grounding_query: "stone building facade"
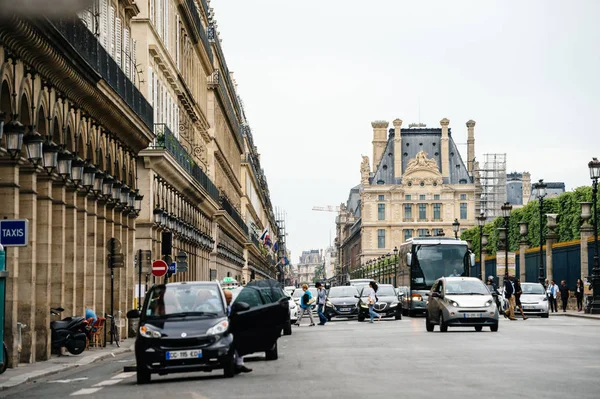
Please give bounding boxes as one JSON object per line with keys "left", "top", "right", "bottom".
{"left": 0, "top": 0, "right": 278, "bottom": 368}
{"left": 295, "top": 250, "right": 323, "bottom": 284}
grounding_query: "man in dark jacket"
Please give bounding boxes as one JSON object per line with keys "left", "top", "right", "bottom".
{"left": 503, "top": 275, "right": 517, "bottom": 320}
{"left": 559, "top": 280, "right": 570, "bottom": 313}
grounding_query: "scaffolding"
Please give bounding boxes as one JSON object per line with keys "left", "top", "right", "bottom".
{"left": 477, "top": 154, "right": 507, "bottom": 219}
{"left": 275, "top": 208, "right": 288, "bottom": 284}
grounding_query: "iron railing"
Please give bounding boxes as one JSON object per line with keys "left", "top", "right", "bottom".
{"left": 185, "top": 0, "right": 213, "bottom": 63}
{"left": 152, "top": 124, "right": 220, "bottom": 202}
{"left": 220, "top": 195, "right": 248, "bottom": 235}
{"left": 51, "top": 18, "right": 153, "bottom": 130}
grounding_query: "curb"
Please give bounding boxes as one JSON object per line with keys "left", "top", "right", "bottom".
{"left": 551, "top": 312, "right": 600, "bottom": 320}
{"left": 0, "top": 346, "right": 133, "bottom": 391}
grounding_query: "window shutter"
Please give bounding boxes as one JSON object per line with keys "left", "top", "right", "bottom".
{"left": 124, "top": 28, "right": 130, "bottom": 77}
{"left": 100, "top": 0, "right": 108, "bottom": 48}
{"left": 150, "top": 0, "right": 155, "bottom": 24}
{"left": 156, "top": 0, "right": 162, "bottom": 39}
{"left": 148, "top": 66, "right": 154, "bottom": 103}
{"left": 164, "top": 0, "right": 169, "bottom": 48}
{"left": 176, "top": 17, "right": 180, "bottom": 70}
{"left": 115, "top": 18, "right": 122, "bottom": 67}
{"left": 109, "top": 6, "right": 115, "bottom": 58}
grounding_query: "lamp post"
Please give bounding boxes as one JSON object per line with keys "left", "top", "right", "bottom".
{"left": 393, "top": 246, "right": 398, "bottom": 287}
{"left": 501, "top": 202, "right": 513, "bottom": 277}
{"left": 452, "top": 218, "right": 460, "bottom": 239}
{"left": 477, "top": 212, "right": 486, "bottom": 280}
{"left": 533, "top": 179, "right": 547, "bottom": 285}
{"left": 588, "top": 158, "right": 600, "bottom": 313}
{"left": 481, "top": 233, "right": 489, "bottom": 280}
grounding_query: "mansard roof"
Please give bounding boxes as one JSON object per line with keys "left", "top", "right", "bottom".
{"left": 370, "top": 128, "right": 472, "bottom": 186}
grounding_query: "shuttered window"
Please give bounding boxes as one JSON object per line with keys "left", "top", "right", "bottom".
{"left": 124, "top": 28, "right": 130, "bottom": 77}
{"left": 150, "top": 0, "right": 155, "bottom": 24}
{"left": 109, "top": 6, "right": 115, "bottom": 57}
{"left": 100, "top": 0, "right": 108, "bottom": 49}
{"left": 115, "top": 17, "right": 122, "bottom": 66}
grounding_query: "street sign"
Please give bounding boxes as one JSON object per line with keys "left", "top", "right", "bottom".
{"left": 138, "top": 249, "right": 152, "bottom": 273}
{"left": 107, "top": 238, "right": 122, "bottom": 254}
{"left": 168, "top": 262, "right": 177, "bottom": 274}
{"left": 0, "top": 219, "right": 29, "bottom": 247}
{"left": 152, "top": 260, "right": 168, "bottom": 277}
{"left": 108, "top": 253, "right": 125, "bottom": 268}
{"left": 177, "top": 262, "right": 188, "bottom": 273}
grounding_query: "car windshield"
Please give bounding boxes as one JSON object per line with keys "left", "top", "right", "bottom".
{"left": 445, "top": 280, "right": 489, "bottom": 295}
{"left": 328, "top": 287, "right": 358, "bottom": 298}
{"left": 521, "top": 284, "right": 545, "bottom": 295}
{"left": 376, "top": 286, "right": 396, "bottom": 296}
{"left": 413, "top": 244, "right": 468, "bottom": 289}
{"left": 144, "top": 284, "right": 225, "bottom": 319}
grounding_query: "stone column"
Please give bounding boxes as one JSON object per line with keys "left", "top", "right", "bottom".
{"left": 371, "top": 121, "right": 389, "bottom": 171}
{"left": 519, "top": 222, "right": 529, "bottom": 282}
{"left": 95, "top": 200, "right": 107, "bottom": 315}
{"left": 546, "top": 214, "right": 559, "bottom": 281}
{"left": 85, "top": 199, "right": 97, "bottom": 310}
{"left": 35, "top": 176, "right": 53, "bottom": 361}
{"left": 104, "top": 205, "right": 115, "bottom": 319}
{"left": 440, "top": 118, "right": 450, "bottom": 179}
{"left": 64, "top": 188, "right": 78, "bottom": 318}
{"left": 481, "top": 233, "right": 489, "bottom": 279}
{"left": 0, "top": 162, "right": 20, "bottom": 367}
{"left": 466, "top": 120, "right": 476, "bottom": 173}
{"left": 580, "top": 202, "right": 593, "bottom": 280}
{"left": 16, "top": 169, "right": 36, "bottom": 363}
{"left": 393, "top": 119, "right": 403, "bottom": 179}
{"left": 51, "top": 183, "right": 66, "bottom": 317}
{"left": 74, "top": 193, "right": 88, "bottom": 317}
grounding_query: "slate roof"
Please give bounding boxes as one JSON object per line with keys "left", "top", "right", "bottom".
{"left": 370, "top": 128, "right": 472, "bottom": 185}
{"left": 346, "top": 184, "right": 361, "bottom": 218}
{"left": 507, "top": 180, "right": 523, "bottom": 205}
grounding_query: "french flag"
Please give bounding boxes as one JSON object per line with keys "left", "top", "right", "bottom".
{"left": 259, "top": 228, "right": 268, "bottom": 242}
{"left": 273, "top": 241, "right": 279, "bottom": 253}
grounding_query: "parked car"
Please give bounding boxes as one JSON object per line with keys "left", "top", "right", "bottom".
{"left": 516, "top": 282, "right": 549, "bottom": 318}
{"left": 128, "top": 280, "right": 288, "bottom": 384}
{"left": 284, "top": 286, "right": 296, "bottom": 295}
{"left": 292, "top": 287, "right": 318, "bottom": 314}
{"left": 426, "top": 277, "right": 499, "bottom": 332}
{"left": 324, "top": 286, "right": 360, "bottom": 320}
{"left": 285, "top": 291, "right": 298, "bottom": 327}
{"left": 357, "top": 284, "right": 402, "bottom": 321}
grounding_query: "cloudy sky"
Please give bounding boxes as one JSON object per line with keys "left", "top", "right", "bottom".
{"left": 213, "top": 0, "right": 600, "bottom": 264}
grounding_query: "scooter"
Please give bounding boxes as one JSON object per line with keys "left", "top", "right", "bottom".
{"left": 50, "top": 307, "right": 88, "bottom": 355}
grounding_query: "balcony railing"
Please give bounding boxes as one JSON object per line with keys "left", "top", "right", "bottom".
{"left": 51, "top": 18, "right": 153, "bottom": 130}
{"left": 220, "top": 195, "right": 249, "bottom": 235}
{"left": 185, "top": 0, "right": 213, "bottom": 63}
{"left": 152, "top": 123, "right": 220, "bottom": 202}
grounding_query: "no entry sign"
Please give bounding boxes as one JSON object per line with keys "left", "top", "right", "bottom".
{"left": 152, "top": 260, "right": 168, "bottom": 277}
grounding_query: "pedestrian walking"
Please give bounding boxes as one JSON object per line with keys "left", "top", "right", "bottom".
{"left": 315, "top": 282, "right": 328, "bottom": 326}
{"left": 546, "top": 280, "right": 559, "bottom": 313}
{"left": 367, "top": 281, "right": 382, "bottom": 323}
{"left": 503, "top": 275, "right": 517, "bottom": 320}
{"left": 295, "top": 284, "right": 316, "bottom": 327}
{"left": 559, "top": 280, "right": 570, "bottom": 313}
{"left": 575, "top": 279, "right": 584, "bottom": 312}
{"left": 514, "top": 279, "right": 528, "bottom": 320}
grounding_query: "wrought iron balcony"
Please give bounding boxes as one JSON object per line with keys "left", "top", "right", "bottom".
{"left": 152, "top": 123, "right": 220, "bottom": 202}
{"left": 184, "top": 0, "right": 213, "bottom": 63}
{"left": 51, "top": 18, "right": 153, "bottom": 130}
{"left": 220, "top": 194, "right": 249, "bottom": 235}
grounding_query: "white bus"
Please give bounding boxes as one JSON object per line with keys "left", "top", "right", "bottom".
{"left": 397, "top": 237, "right": 475, "bottom": 316}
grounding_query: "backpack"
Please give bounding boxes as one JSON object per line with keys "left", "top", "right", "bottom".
{"left": 302, "top": 293, "right": 310, "bottom": 306}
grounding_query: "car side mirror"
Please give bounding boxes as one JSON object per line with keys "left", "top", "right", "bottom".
{"left": 354, "top": 295, "right": 360, "bottom": 299}
{"left": 230, "top": 302, "right": 250, "bottom": 315}
{"left": 470, "top": 253, "right": 476, "bottom": 267}
{"left": 126, "top": 309, "right": 141, "bottom": 319}
{"left": 431, "top": 292, "right": 441, "bottom": 298}
{"left": 406, "top": 253, "right": 412, "bottom": 266}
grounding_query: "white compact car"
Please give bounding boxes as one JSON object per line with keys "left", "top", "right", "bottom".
{"left": 517, "top": 282, "right": 549, "bottom": 318}
{"left": 286, "top": 292, "right": 298, "bottom": 323}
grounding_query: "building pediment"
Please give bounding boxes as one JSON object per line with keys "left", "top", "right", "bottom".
{"left": 402, "top": 151, "right": 443, "bottom": 184}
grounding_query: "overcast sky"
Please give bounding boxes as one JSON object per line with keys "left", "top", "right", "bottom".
{"left": 213, "top": 0, "right": 600, "bottom": 264}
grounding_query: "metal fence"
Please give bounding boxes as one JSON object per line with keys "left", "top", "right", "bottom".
{"left": 220, "top": 195, "right": 249, "bottom": 235}
{"left": 185, "top": 0, "right": 213, "bottom": 63}
{"left": 51, "top": 18, "right": 153, "bottom": 130}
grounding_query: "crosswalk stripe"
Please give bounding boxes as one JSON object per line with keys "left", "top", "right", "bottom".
{"left": 111, "top": 372, "right": 136, "bottom": 379}
{"left": 71, "top": 388, "right": 103, "bottom": 396}
{"left": 93, "top": 379, "right": 122, "bottom": 387}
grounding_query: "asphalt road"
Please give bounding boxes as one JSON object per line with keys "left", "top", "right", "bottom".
{"left": 2, "top": 315, "right": 599, "bottom": 399}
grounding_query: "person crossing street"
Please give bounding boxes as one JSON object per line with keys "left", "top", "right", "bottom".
{"left": 315, "top": 282, "right": 328, "bottom": 326}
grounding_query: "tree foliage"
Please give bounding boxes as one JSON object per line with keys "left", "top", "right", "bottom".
{"left": 461, "top": 186, "right": 597, "bottom": 256}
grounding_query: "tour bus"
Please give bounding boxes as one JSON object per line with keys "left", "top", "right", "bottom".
{"left": 397, "top": 237, "right": 475, "bottom": 316}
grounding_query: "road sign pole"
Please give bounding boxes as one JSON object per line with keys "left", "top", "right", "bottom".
{"left": 109, "top": 238, "right": 115, "bottom": 345}
{"left": 138, "top": 249, "right": 142, "bottom": 311}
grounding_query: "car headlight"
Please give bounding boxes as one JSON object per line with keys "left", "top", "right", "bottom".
{"left": 390, "top": 301, "right": 399, "bottom": 308}
{"left": 206, "top": 320, "right": 229, "bottom": 336}
{"left": 360, "top": 302, "right": 369, "bottom": 308}
{"left": 543, "top": 297, "right": 548, "bottom": 301}
{"left": 412, "top": 294, "right": 423, "bottom": 302}
{"left": 326, "top": 300, "right": 333, "bottom": 308}
{"left": 139, "top": 325, "right": 162, "bottom": 338}
{"left": 484, "top": 299, "right": 493, "bottom": 307}
{"left": 449, "top": 300, "right": 460, "bottom": 307}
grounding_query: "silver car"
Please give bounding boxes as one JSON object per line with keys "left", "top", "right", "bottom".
{"left": 426, "top": 277, "right": 499, "bottom": 332}
{"left": 517, "top": 283, "right": 549, "bottom": 318}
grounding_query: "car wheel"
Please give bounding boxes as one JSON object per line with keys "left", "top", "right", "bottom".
{"left": 223, "top": 351, "right": 236, "bottom": 378}
{"left": 490, "top": 323, "right": 499, "bottom": 332}
{"left": 265, "top": 342, "right": 278, "bottom": 361}
{"left": 425, "top": 313, "right": 434, "bottom": 332}
{"left": 541, "top": 313, "right": 549, "bottom": 319}
{"left": 402, "top": 308, "right": 409, "bottom": 317}
{"left": 395, "top": 312, "right": 402, "bottom": 320}
{"left": 439, "top": 314, "right": 448, "bottom": 332}
{"left": 137, "top": 367, "right": 151, "bottom": 385}
{"left": 358, "top": 314, "right": 365, "bottom": 322}
{"left": 474, "top": 326, "right": 483, "bottom": 332}
{"left": 283, "top": 321, "right": 292, "bottom": 336}
{"left": 327, "top": 316, "right": 332, "bottom": 322}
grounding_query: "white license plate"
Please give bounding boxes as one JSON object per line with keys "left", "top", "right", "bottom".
{"left": 522, "top": 306, "right": 533, "bottom": 310}
{"left": 339, "top": 308, "right": 352, "bottom": 312}
{"left": 166, "top": 350, "right": 202, "bottom": 360}
{"left": 463, "top": 313, "right": 482, "bottom": 318}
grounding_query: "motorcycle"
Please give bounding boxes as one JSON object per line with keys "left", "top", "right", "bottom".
{"left": 50, "top": 307, "right": 88, "bottom": 355}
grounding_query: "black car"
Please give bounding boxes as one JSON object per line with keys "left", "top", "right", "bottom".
{"left": 357, "top": 284, "right": 402, "bottom": 321}
{"left": 127, "top": 281, "right": 288, "bottom": 384}
{"left": 324, "top": 286, "right": 360, "bottom": 320}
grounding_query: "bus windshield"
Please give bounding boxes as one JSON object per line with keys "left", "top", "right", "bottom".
{"left": 412, "top": 244, "right": 468, "bottom": 290}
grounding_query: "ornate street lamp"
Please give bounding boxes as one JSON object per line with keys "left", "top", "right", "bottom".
{"left": 112, "top": 181, "right": 122, "bottom": 205}
{"left": 501, "top": 202, "right": 512, "bottom": 277}
{"left": 452, "top": 218, "right": 460, "bottom": 239}
{"left": 23, "top": 130, "right": 44, "bottom": 165}
{"left": 4, "top": 118, "right": 25, "bottom": 158}
{"left": 71, "top": 157, "right": 85, "bottom": 185}
{"left": 477, "top": 212, "right": 486, "bottom": 280}
{"left": 120, "top": 184, "right": 130, "bottom": 208}
{"left": 102, "top": 174, "right": 114, "bottom": 199}
{"left": 533, "top": 179, "right": 547, "bottom": 285}
{"left": 57, "top": 149, "right": 73, "bottom": 181}
{"left": 393, "top": 246, "right": 398, "bottom": 287}
{"left": 588, "top": 158, "right": 600, "bottom": 314}
{"left": 42, "top": 139, "right": 59, "bottom": 174}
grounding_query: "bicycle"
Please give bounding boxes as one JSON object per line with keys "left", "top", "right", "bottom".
{"left": 106, "top": 311, "right": 123, "bottom": 348}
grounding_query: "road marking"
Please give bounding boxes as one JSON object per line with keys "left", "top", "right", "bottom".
{"left": 93, "top": 379, "right": 122, "bottom": 387}
{"left": 48, "top": 377, "right": 89, "bottom": 384}
{"left": 111, "top": 372, "right": 136, "bottom": 379}
{"left": 71, "top": 388, "right": 102, "bottom": 396}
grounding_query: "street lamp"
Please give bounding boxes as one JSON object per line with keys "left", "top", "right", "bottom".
{"left": 477, "top": 212, "right": 486, "bottom": 280}
{"left": 393, "top": 246, "right": 398, "bottom": 287}
{"left": 452, "top": 218, "right": 460, "bottom": 239}
{"left": 534, "top": 179, "right": 547, "bottom": 285}
{"left": 588, "top": 157, "right": 600, "bottom": 313}
{"left": 501, "top": 202, "right": 513, "bottom": 277}
{"left": 4, "top": 118, "right": 25, "bottom": 158}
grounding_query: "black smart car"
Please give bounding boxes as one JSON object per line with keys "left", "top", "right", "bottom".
{"left": 127, "top": 280, "right": 288, "bottom": 384}
{"left": 324, "top": 286, "right": 360, "bottom": 320}
{"left": 357, "top": 284, "right": 402, "bottom": 321}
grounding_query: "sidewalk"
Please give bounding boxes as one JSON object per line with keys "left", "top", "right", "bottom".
{"left": 0, "top": 340, "right": 134, "bottom": 390}
{"left": 550, "top": 309, "right": 600, "bottom": 320}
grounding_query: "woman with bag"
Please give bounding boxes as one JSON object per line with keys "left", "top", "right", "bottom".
{"left": 367, "top": 281, "right": 382, "bottom": 323}
{"left": 295, "top": 284, "right": 316, "bottom": 327}
{"left": 575, "top": 279, "right": 584, "bottom": 312}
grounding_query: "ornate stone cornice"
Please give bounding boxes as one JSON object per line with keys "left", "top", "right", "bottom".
{"left": 371, "top": 120, "right": 389, "bottom": 129}
{"left": 466, "top": 120, "right": 476, "bottom": 128}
